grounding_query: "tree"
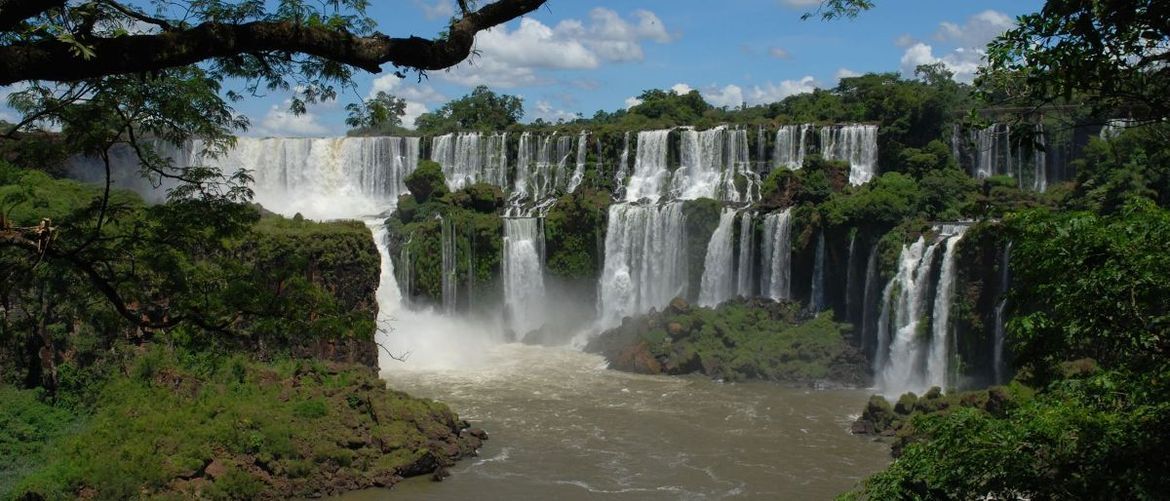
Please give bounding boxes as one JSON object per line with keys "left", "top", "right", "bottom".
{"left": 414, "top": 85, "right": 524, "bottom": 134}
{"left": 345, "top": 91, "right": 407, "bottom": 132}
{"left": 984, "top": 0, "right": 1170, "bottom": 124}
{"left": 0, "top": 0, "right": 546, "bottom": 86}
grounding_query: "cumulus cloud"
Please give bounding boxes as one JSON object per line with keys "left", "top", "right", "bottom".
{"left": 769, "top": 47, "right": 792, "bottom": 59}
{"left": 530, "top": 100, "right": 578, "bottom": 122}
{"left": 679, "top": 77, "right": 818, "bottom": 108}
{"left": 702, "top": 84, "right": 745, "bottom": 108}
{"left": 895, "top": 33, "right": 917, "bottom": 48}
{"left": 900, "top": 10, "right": 1015, "bottom": 82}
{"left": 745, "top": 77, "right": 818, "bottom": 104}
{"left": 413, "top": 0, "right": 454, "bottom": 21}
{"left": 367, "top": 75, "right": 448, "bottom": 128}
{"left": 256, "top": 104, "right": 330, "bottom": 137}
{"left": 836, "top": 68, "right": 862, "bottom": 81}
{"left": 439, "top": 8, "right": 675, "bottom": 88}
{"left": 624, "top": 96, "right": 644, "bottom": 109}
{"left": 671, "top": 83, "right": 694, "bottom": 95}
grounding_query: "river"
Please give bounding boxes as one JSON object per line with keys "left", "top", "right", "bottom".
{"left": 341, "top": 342, "right": 889, "bottom": 500}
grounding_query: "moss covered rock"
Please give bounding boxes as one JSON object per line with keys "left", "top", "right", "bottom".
{"left": 586, "top": 297, "right": 867, "bottom": 385}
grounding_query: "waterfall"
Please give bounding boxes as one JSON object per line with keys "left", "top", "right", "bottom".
{"left": 398, "top": 232, "right": 415, "bottom": 309}
{"left": 993, "top": 241, "right": 1012, "bottom": 384}
{"left": 440, "top": 215, "right": 459, "bottom": 314}
{"left": 513, "top": 132, "right": 561, "bottom": 202}
{"left": 1033, "top": 124, "right": 1048, "bottom": 192}
{"left": 675, "top": 127, "right": 725, "bottom": 200}
{"left": 760, "top": 208, "right": 793, "bottom": 301}
{"left": 613, "top": 132, "right": 631, "bottom": 199}
{"left": 430, "top": 132, "right": 508, "bottom": 190}
{"left": 926, "top": 229, "right": 966, "bottom": 390}
{"left": 860, "top": 241, "right": 880, "bottom": 357}
{"left": 973, "top": 124, "right": 998, "bottom": 179}
{"left": 553, "top": 135, "right": 574, "bottom": 192}
{"left": 736, "top": 211, "right": 756, "bottom": 298}
{"left": 810, "top": 231, "right": 827, "bottom": 313}
{"left": 672, "top": 126, "right": 756, "bottom": 202}
{"left": 624, "top": 130, "right": 672, "bottom": 202}
{"left": 820, "top": 125, "right": 879, "bottom": 185}
{"left": 503, "top": 217, "right": 547, "bottom": 336}
{"left": 566, "top": 131, "right": 588, "bottom": 193}
{"left": 93, "top": 136, "right": 422, "bottom": 219}
{"left": 875, "top": 237, "right": 939, "bottom": 397}
{"left": 774, "top": 124, "right": 808, "bottom": 169}
{"left": 876, "top": 227, "right": 968, "bottom": 397}
{"left": 845, "top": 233, "right": 857, "bottom": 321}
{"left": 597, "top": 203, "right": 687, "bottom": 328}
{"left": 698, "top": 208, "right": 739, "bottom": 307}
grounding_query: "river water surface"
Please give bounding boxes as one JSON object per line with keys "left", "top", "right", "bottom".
{"left": 343, "top": 343, "right": 889, "bottom": 500}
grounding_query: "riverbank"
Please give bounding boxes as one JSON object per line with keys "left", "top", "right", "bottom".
{"left": 3, "top": 350, "right": 484, "bottom": 499}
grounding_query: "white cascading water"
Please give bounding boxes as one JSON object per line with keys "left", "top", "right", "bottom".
{"left": 973, "top": 124, "right": 999, "bottom": 179}
{"left": 1033, "top": 124, "right": 1048, "bottom": 192}
{"left": 860, "top": 241, "right": 880, "bottom": 355}
{"left": 624, "top": 130, "right": 672, "bottom": 203}
{"left": 502, "top": 217, "right": 547, "bottom": 336}
{"left": 430, "top": 132, "right": 507, "bottom": 190}
{"left": 844, "top": 234, "right": 857, "bottom": 321}
{"left": 993, "top": 241, "right": 1012, "bottom": 384}
{"left": 612, "top": 132, "right": 631, "bottom": 200}
{"left": 596, "top": 203, "right": 687, "bottom": 329}
{"left": 925, "top": 228, "right": 966, "bottom": 390}
{"left": 566, "top": 131, "right": 588, "bottom": 193}
{"left": 874, "top": 237, "right": 938, "bottom": 397}
{"left": 237, "top": 136, "right": 419, "bottom": 219}
{"left": 671, "top": 126, "right": 756, "bottom": 202}
{"left": 552, "top": 135, "right": 574, "bottom": 192}
{"left": 736, "top": 211, "right": 756, "bottom": 298}
{"left": 513, "top": 132, "right": 560, "bottom": 203}
{"left": 820, "top": 125, "right": 878, "bottom": 185}
{"left": 810, "top": 231, "right": 827, "bottom": 313}
{"left": 875, "top": 227, "right": 967, "bottom": 397}
{"left": 774, "top": 124, "right": 809, "bottom": 170}
{"left": 440, "top": 214, "right": 459, "bottom": 314}
{"left": 698, "top": 208, "right": 739, "bottom": 307}
{"left": 760, "top": 208, "right": 793, "bottom": 301}
{"left": 674, "top": 127, "right": 725, "bottom": 200}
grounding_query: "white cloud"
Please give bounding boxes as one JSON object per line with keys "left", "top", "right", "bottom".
{"left": 439, "top": 8, "right": 675, "bottom": 89}
{"left": 530, "top": 100, "right": 578, "bottom": 122}
{"left": 413, "top": 0, "right": 455, "bottom": 21}
{"left": 901, "top": 10, "right": 1015, "bottom": 83}
{"left": 835, "top": 68, "right": 861, "bottom": 81}
{"left": 933, "top": 10, "right": 1014, "bottom": 47}
{"left": 895, "top": 33, "right": 917, "bottom": 48}
{"left": 776, "top": 0, "right": 822, "bottom": 8}
{"left": 624, "top": 96, "right": 643, "bottom": 109}
{"left": 746, "top": 77, "right": 818, "bottom": 104}
{"left": 702, "top": 84, "right": 745, "bottom": 108}
{"left": 769, "top": 47, "right": 792, "bottom": 59}
{"left": 671, "top": 83, "right": 694, "bottom": 95}
{"left": 256, "top": 104, "right": 330, "bottom": 137}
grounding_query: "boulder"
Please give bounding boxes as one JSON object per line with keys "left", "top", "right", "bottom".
{"left": 668, "top": 297, "right": 690, "bottom": 314}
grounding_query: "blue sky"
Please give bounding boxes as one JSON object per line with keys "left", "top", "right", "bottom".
{"left": 0, "top": 0, "right": 1046, "bottom": 136}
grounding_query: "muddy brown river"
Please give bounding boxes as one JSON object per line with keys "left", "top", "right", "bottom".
{"left": 342, "top": 343, "right": 889, "bottom": 500}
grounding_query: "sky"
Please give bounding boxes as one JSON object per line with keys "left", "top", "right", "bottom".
{"left": 0, "top": 0, "right": 1046, "bottom": 137}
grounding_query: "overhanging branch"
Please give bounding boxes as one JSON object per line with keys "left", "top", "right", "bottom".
{"left": 0, "top": 0, "right": 547, "bottom": 85}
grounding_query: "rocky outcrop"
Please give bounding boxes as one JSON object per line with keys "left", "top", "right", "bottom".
{"left": 586, "top": 297, "right": 868, "bottom": 385}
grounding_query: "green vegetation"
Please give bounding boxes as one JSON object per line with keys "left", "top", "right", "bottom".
{"left": 587, "top": 298, "right": 866, "bottom": 385}
{"left": 544, "top": 187, "right": 611, "bottom": 280}
{"left": 388, "top": 167, "right": 505, "bottom": 309}
{"left": 6, "top": 349, "right": 483, "bottom": 499}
